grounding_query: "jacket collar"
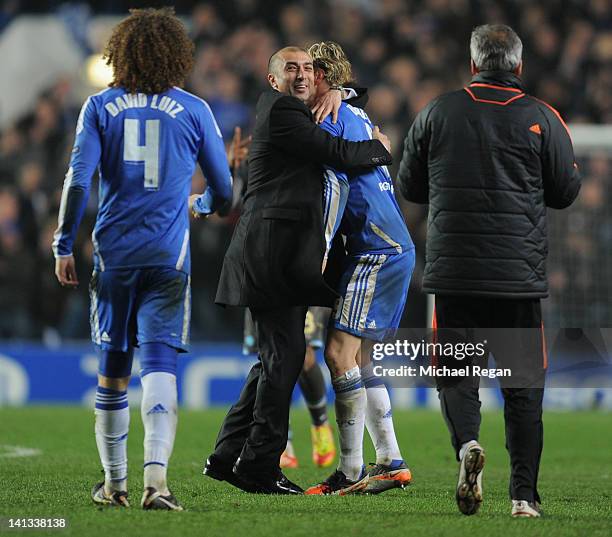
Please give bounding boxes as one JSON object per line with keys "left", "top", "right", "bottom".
{"left": 470, "top": 70, "right": 524, "bottom": 91}
{"left": 345, "top": 87, "right": 369, "bottom": 109}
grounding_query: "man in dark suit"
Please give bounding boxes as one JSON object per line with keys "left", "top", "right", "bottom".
{"left": 204, "top": 46, "right": 392, "bottom": 494}
{"left": 398, "top": 25, "right": 580, "bottom": 517}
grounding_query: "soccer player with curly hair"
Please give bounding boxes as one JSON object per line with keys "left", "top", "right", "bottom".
{"left": 53, "top": 8, "right": 233, "bottom": 510}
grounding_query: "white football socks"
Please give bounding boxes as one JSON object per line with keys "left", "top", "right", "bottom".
{"left": 361, "top": 363, "right": 403, "bottom": 465}
{"left": 141, "top": 372, "right": 178, "bottom": 495}
{"left": 333, "top": 366, "right": 366, "bottom": 481}
{"left": 94, "top": 386, "right": 130, "bottom": 493}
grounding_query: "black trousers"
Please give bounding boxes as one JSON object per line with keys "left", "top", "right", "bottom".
{"left": 212, "top": 305, "right": 307, "bottom": 476}
{"left": 434, "top": 295, "right": 546, "bottom": 503}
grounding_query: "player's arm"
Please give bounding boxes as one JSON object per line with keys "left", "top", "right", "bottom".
{"left": 397, "top": 102, "right": 432, "bottom": 204}
{"left": 311, "top": 88, "right": 342, "bottom": 124}
{"left": 538, "top": 101, "right": 581, "bottom": 209}
{"left": 269, "top": 96, "right": 392, "bottom": 172}
{"left": 53, "top": 97, "right": 101, "bottom": 287}
{"left": 191, "top": 102, "right": 233, "bottom": 218}
{"left": 311, "top": 87, "right": 365, "bottom": 124}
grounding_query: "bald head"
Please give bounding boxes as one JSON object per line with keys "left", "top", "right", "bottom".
{"left": 267, "top": 46, "right": 314, "bottom": 103}
{"left": 268, "top": 46, "right": 309, "bottom": 77}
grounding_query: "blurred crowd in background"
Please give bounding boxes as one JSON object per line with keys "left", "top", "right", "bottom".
{"left": 0, "top": 0, "right": 610, "bottom": 344}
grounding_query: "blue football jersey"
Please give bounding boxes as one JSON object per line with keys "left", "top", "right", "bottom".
{"left": 53, "top": 86, "right": 233, "bottom": 274}
{"left": 320, "top": 102, "right": 413, "bottom": 255}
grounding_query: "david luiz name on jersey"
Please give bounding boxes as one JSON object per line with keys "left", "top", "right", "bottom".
{"left": 373, "top": 365, "right": 512, "bottom": 378}
{"left": 104, "top": 92, "right": 185, "bottom": 119}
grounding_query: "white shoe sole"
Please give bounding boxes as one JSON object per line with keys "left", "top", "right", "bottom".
{"left": 456, "top": 446, "right": 485, "bottom": 515}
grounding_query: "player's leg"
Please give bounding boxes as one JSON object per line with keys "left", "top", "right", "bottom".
{"left": 306, "top": 255, "right": 385, "bottom": 495}
{"left": 359, "top": 341, "right": 411, "bottom": 493}
{"left": 89, "top": 269, "right": 137, "bottom": 507}
{"left": 357, "top": 251, "right": 414, "bottom": 493}
{"left": 93, "top": 364, "right": 132, "bottom": 506}
{"left": 301, "top": 345, "right": 329, "bottom": 428}
{"left": 360, "top": 341, "right": 402, "bottom": 464}
{"left": 301, "top": 307, "right": 336, "bottom": 467}
{"left": 136, "top": 267, "right": 190, "bottom": 510}
{"left": 305, "top": 328, "right": 366, "bottom": 495}
{"left": 326, "top": 329, "right": 365, "bottom": 483}
{"left": 139, "top": 342, "right": 181, "bottom": 509}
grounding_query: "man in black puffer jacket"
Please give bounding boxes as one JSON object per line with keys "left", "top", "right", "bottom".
{"left": 399, "top": 24, "right": 580, "bottom": 518}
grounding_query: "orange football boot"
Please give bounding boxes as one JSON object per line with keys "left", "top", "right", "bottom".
{"left": 363, "top": 461, "right": 412, "bottom": 494}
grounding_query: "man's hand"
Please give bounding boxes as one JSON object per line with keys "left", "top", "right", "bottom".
{"left": 311, "top": 88, "right": 342, "bottom": 124}
{"left": 189, "top": 193, "right": 207, "bottom": 219}
{"left": 55, "top": 255, "right": 79, "bottom": 288}
{"left": 372, "top": 125, "right": 391, "bottom": 154}
{"left": 227, "top": 126, "right": 251, "bottom": 170}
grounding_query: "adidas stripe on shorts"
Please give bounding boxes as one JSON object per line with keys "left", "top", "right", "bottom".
{"left": 332, "top": 249, "right": 415, "bottom": 341}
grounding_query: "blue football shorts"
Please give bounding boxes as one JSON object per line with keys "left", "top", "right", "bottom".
{"left": 332, "top": 249, "right": 415, "bottom": 341}
{"left": 89, "top": 267, "right": 191, "bottom": 353}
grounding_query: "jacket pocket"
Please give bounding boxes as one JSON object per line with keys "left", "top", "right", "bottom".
{"left": 262, "top": 207, "right": 302, "bottom": 221}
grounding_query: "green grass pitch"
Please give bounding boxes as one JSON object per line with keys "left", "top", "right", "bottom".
{"left": 0, "top": 406, "right": 610, "bottom": 536}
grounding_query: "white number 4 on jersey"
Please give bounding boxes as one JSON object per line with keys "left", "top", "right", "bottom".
{"left": 124, "top": 118, "right": 160, "bottom": 190}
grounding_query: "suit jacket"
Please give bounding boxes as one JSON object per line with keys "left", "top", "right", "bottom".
{"left": 215, "top": 89, "right": 392, "bottom": 308}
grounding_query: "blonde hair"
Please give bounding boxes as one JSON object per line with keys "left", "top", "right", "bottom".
{"left": 307, "top": 41, "right": 354, "bottom": 86}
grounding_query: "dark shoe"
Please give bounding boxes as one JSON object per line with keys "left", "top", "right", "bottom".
{"left": 91, "top": 481, "right": 130, "bottom": 507}
{"left": 304, "top": 468, "right": 368, "bottom": 495}
{"left": 203, "top": 453, "right": 233, "bottom": 480}
{"left": 203, "top": 454, "right": 258, "bottom": 493}
{"left": 141, "top": 487, "right": 183, "bottom": 511}
{"left": 234, "top": 466, "right": 304, "bottom": 495}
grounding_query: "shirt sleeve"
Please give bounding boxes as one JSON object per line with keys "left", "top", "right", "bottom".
{"left": 194, "top": 100, "right": 233, "bottom": 213}
{"left": 52, "top": 96, "right": 101, "bottom": 257}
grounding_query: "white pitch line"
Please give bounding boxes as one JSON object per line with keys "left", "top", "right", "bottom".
{"left": 0, "top": 445, "right": 42, "bottom": 458}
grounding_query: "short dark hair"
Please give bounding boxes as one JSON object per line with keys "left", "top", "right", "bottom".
{"left": 268, "top": 46, "right": 310, "bottom": 77}
{"left": 104, "top": 7, "right": 195, "bottom": 94}
{"left": 470, "top": 24, "right": 522, "bottom": 72}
